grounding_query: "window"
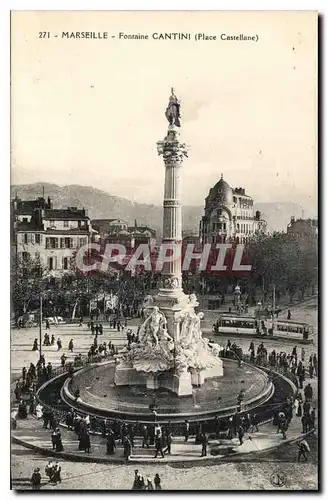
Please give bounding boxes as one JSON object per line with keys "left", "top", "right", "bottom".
{"left": 64, "top": 237, "right": 72, "bottom": 248}
{"left": 63, "top": 257, "right": 69, "bottom": 270}
{"left": 64, "top": 220, "right": 69, "bottom": 228}
{"left": 217, "top": 209, "right": 222, "bottom": 216}
{"left": 48, "top": 256, "right": 57, "bottom": 270}
{"left": 35, "top": 233, "right": 41, "bottom": 244}
{"left": 223, "top": 223, "right": 227, "bottom": 231}
{"left": 80, "top": 237, "right": 87, "bottom": 246}
{"left": 78, "top": 220, "right": 82, "bottom": 228}
{"left": 22, "top": 251, "right": 29, "bottom": 262}
{"left": 46, "top": 237, "right": 59, "bottom": 249}
{"left": 23, "top": 217, "right": 28, "bottom": 223}
{"left": 24, "top": 233, "right": 28, "bottom": 244}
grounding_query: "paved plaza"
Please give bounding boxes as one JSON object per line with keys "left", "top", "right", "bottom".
{"left": 11, "top": 297, "right": 319, "bottom": 490}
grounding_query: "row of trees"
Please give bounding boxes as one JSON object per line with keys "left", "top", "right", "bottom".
{"left": 245, "top": 231, "right": 318, "bottom": 303}
{"left": 11, "top": 231, "right": 318, "bottom": 320}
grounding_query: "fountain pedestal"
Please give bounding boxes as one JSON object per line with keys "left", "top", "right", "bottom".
{"left": 114, "top": 90, "right": 223, "bottom": 397}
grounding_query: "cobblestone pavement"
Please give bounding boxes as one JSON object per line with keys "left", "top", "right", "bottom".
{"left": 11, "top": 297, "right": 318, "bottom": 380}
{"left": 11, "top": 441, "right": 318, "bottom": 490}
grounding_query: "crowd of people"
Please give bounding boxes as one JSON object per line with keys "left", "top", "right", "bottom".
{"left": 131, "top": 470, "right": 162, "bottom": 490}
{"left": 30, "top": 461, "right": 62, "bottom": 489}
{"left": 12, "top": 303, "right": 317, "bottom": 478}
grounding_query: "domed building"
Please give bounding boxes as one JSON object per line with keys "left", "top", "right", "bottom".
{"left": 199, "top": 175, "right": 266, "bottom": 244}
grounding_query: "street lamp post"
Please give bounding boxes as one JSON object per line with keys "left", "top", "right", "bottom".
{"left": 271, "top": 283, "right": 276, "bottom": 334}
{"left": 39, "top": 294, "right": 43, "bottom": 361}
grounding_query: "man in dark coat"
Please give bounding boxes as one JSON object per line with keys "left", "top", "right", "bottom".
{"left": 237, "top": 425, "right": 244, "bottom": 445}
{"left": 154, "top": 431, "right": 164, "bottom": 458}
{"left": 200, "top": 432, "right": 208, "bottom": 457}
{"left": 84, "top": 431, "right": 91, "bottom": 453}
{"left": 30, "top": 468, "right": 41, "bottom": 489}
{"left": 304, "top": 383, "right": 313, "bottom": 402}
{"left": 106, "top": 430, "right": 116, "bottom": 455}
{"left": 163, "top": 431, "right": 172, "bottom": 455}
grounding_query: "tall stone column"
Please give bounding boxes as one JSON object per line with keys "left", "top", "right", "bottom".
{"left": 155, "top": 91, "right": 189, "bottom": 343}
{"left": 159, "top": 125, "right": 185, "bottom": 293}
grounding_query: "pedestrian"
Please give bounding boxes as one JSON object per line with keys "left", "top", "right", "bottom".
{"left": 55, "top": 428, "right": 64, "bottom": 452}
{"left": 141, "top": 424, "right": 149, "bottom": 448}
{"left": 51, "top": 428, "right": 57, "bottom": 450}
{"left": 60, "top": 353, "right": 66, "bottom": 367}
{"left": 309, "top": 408, "right": 316, "bottom": 430}
{"left": 91, "top": 322, "right": 95, "bottom": 335}
{"left": 304, "top": 383, "right": 313, "bottom": 402}
{"left": 84, "top": 431, "right": 91, "bottom": 453}
{"left": 45, "top": 461, "right": 54, "bottom": 480}
{"left": 50, "top": 462, "right": 62, "bottom": 484}
{"left": 51, "top": 334, "right": 55, "bottom": 346}
{"left": 183, "top": 419, "right": 190, "bottom": 442}
{"left": 250, "top": 413, "right": 259, "bottom": 432}
{"left": 123, "top": 436, "right": 132, "bottom": 461}
{"left": 154, "top": 473, "right": 162, "bottom": 490}
{"left": 163, "top": 431, "right": 172, "bottom": 455}
{"left": 57, "top": 338, "right": 62, "bottom": 351}
{"left": 30, "top": 468, "right": 41, "bottom": 489}
{"left": 79, "top": 316, "right": 83, "bottom": 327}
{"left": 309, "top": 363, "right": 314, "bottom": 379}
{"left": 32, "top": 339, "right": 38, "bottom": 351}
{"left": 287, "top": 309, "right": 291, "bottom": 320}
{"left": 237, "top": 424, "right": 244, "bottom": 445}
{"left": 146, "top": 477, "right": 154, "bottom": 490}
{"left": 313, "top": 354, "right": 318, "bottom": 376}
{"left": 200, "top": 432, "right": 208, "bottom": 457}
{"left": 297, "top": 440, "right": 310, "bottom": 462}
{"left": 68, "top": 339, "right": 74, "bottom": 352}
{"left": 154, "top": 431, "right": 164, "bottom": 458}
{"left": 106, "top": 430, "right": 116, "bottom": 455}
{"left": 301, "top": 414, "right": 308, "bottom": 434}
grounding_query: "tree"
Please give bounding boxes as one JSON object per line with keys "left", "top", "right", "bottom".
{"left": 246, "top": 231, "right": 317, "bottom": 304}
{"left": 11, "top": 253, "right": 48, "bottom": 320}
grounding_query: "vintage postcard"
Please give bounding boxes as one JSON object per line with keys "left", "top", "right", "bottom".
{"left": 10, "top": 10, "right": 318, "bottom": 491}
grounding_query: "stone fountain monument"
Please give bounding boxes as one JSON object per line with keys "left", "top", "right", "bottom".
{"left": 114, "top": 88, "right": 223, "bottom": 395}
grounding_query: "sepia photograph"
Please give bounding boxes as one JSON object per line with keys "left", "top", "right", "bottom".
{"left": 10, "top": 9, "right": 318, "bottom": 491}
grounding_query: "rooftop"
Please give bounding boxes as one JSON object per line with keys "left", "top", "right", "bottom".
{"left": 44, "top": 208, "right": 88, "bottom": 220}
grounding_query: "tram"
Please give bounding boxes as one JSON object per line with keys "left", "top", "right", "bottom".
{"left": 274, "top": 320, "right": 313, "bottom": 341}
{"left": 213, "top": 315, "right": 313, "bottom": 342}
{"left": 213, "top": 316, "right": 257, "bottom": 335}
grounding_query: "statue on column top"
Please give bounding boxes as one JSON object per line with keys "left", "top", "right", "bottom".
{"left": 165, "top": 87, "right": 181, "bottom": 127}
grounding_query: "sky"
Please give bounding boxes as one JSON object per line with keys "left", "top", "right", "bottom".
{"left": 11, "top": 11, "right": 317, "bottom": 212}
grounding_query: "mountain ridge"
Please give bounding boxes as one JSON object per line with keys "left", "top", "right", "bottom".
{"left": 11, "top": 182, "right": 315, "bottom": 234}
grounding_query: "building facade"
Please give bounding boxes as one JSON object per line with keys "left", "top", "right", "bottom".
{"left": 200, "top": 175, "right": 266, "bottom": 244}
{"left": 287, "top": 216, "right": 318, "bottom": 238}
{"left": 12, "top": 195, "right": 92, "bottom": 276}
{"left": 91, "top": 218, "right": 156, "bottom": 248}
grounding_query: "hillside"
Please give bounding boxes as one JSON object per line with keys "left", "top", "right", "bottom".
{"left": 11, "top": 183, "right": 312, "bottom": 234}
